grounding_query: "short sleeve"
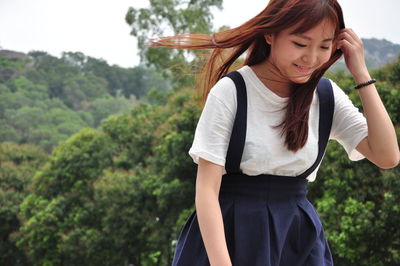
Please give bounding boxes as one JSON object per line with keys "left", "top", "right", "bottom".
{"left": 329, "top": 80, "right": 368, "bottom": 161}
{"left": 188, "top": 77, "right": 237, "bottom": 166}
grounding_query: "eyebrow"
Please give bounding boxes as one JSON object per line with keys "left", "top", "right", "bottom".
{"left": 294, "top": 33, "right": 333, "bottom": 42}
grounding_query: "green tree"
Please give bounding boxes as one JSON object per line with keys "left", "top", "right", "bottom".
{"left": 0, "top": 53, "right": 149, "bottom": 151}
{"left": 5, "top": 13, "right": 399, "bottom": 266}
{"left": 27, "top": 51, "right": 80, "bottom": 98}
{"left": 17, "top": 128, "right": 115, "bottom": 265}
{"left": 89, "top": 96, "right": 138, "bottom": 127}
{"left": 125, "top": 0, "right": 223, "bottom": 87}
{"left": 0, "top": 55, "right": 26, "bottom": 83}
{"left": 92, "top": 169, "right": 157, "bottom": 265}
{"left": 61, "top": 73, "right": 108, "bottom": 109}
{"left": 307, "top": 57, "right": 400, "bottom": 265}
{"left": 0, "top": 142, "right": 47, "bottom": 266}
{"left": 15, "top": 85, "right": 200, "bottom": 265}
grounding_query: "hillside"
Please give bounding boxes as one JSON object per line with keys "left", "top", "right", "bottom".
{"left": 0, "top": 50, "right": 171, "bottom": 151}
{"left": 364, "top": 38, "right": 400, "bottom": 68}
{"left": 330, "top": 38, "right": 400, "bottom": 72}
{"left": 0, "top": 37, "right": 399, "bottom": 151}
{"left": 2, "top": 57, "right": 399, "bottom": 265}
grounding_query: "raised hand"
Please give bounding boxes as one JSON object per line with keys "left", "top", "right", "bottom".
{"left": 336, "top": 28, "right": 370, "bottom": 82}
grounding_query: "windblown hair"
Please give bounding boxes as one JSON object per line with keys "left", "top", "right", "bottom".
{"left": 150, "top": 0, "right": 345, "bottom": 152}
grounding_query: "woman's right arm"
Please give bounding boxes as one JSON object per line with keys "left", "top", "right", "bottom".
{"left": 195, "top": 157, "right": 232, "bottom": 266}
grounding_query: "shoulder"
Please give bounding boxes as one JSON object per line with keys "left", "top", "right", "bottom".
{"left": 316, "top": 78, "right": 353, "bottom": 107}
{"left": 325, "top": 78, "right": 350, "bottom": 101}
{"left": 209, "top": 75, "right": 236, "bottom": 99}
{"left": 207, "top": 74, "right": 237, "bottom": 114}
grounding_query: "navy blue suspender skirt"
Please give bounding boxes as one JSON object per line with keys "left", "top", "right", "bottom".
{"left": 172, "top": 71, "right": 335, "bottom": 266}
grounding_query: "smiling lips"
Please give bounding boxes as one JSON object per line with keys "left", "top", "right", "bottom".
{"left": 294, "top": 64, "right": 313, "bottom": 73}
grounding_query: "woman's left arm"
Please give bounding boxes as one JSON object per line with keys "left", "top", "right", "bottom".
{"left": 337, "top": 28, "right": 400, "bottom": 168}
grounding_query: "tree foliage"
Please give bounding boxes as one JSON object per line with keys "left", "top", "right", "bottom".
{"left": 125, "top": 0, "right": 223, "bottom": 87}
{"left": 10, "top": 57, "right": 399, "bottom": 265}
{"left": 16, "top": 128, "right": 116, "bottom": 265}
{"left": 0, "top": 51, "right": 169, "bottom": 151}
{"left": 1, "top": 1, "right": 399, "bottom": 264}
{"left": 310, "top": 58, "right": 400, "bottom": 265}
{"left": 0, "top": 142, "right": 47, "bottom": 266}
{"left": 14, "top": 88, "right": 200, "bottom": 265}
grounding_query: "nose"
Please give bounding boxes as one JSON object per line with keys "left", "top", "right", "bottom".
{"left": 301, "top": 48, "right": 318, "bottom": 66}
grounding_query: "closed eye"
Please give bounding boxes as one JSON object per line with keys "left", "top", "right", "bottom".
{"left": 293, "top": 42, "right": 306, "bottom": 47}
{"left": 294, "top": 41, "right": 330, "bottom": 50}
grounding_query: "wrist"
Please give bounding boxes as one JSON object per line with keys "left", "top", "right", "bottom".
{"left": 354, "top": 78, "right": 376, "bottom": 90}
{"left": 353, "top": 72, "right": 371, "bottom": 84}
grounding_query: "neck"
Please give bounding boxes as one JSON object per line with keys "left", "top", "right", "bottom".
{"left": 250, "top": 59, "right": 291, "bottom": 98}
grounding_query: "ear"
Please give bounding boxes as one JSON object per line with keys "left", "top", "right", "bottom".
{"left": 332, "top": 38, "right": 340, "bottom": 52}
{"left": 265, "top": 34, "right": 273, "bottom": 45}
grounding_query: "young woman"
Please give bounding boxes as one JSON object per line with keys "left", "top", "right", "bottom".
{"left": 151, "top": 0, "right": 400, "bottom": 265}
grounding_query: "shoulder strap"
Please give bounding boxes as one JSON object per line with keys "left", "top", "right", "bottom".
{"left": 296, "top": 77, "right": 334, "bottom": 178}
{"left": 223, "top": 74, "right": 334, "bottom": 178}
{"left": 224, "top": 71, "right": 247, "bottom": 174}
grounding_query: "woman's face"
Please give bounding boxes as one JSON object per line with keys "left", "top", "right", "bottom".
{"left": 266, "top": 19, "right": 336, "bottom": 84}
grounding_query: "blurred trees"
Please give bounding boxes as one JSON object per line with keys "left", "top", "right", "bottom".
{"left": 310, "top": 57, "right": 400, "bottom": 265}
{"left": 0, "top": 0, "right": 399, "bottom": 263}
{"left": 125, "top": 0, "right": 223, "bottom": 87}
{"left": 9, "top": 57, "right": 399, "bottom": 265}
{"left": 0, "top": 142, "right": 47, "bottom": 265}
{"left": 16, "top": 128, "right": 116, "bottom": 265}
{"left": 0, "top": 52, "right": 169, "bottom": 152}
{"left": 13, "top": 88, "right": 200, "bottom": 265}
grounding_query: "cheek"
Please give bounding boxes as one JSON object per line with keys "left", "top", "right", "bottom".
{"left": 287, "top": 50, "right": 301, "bottom": 61}
{"left": 320, "top": 52, "right": 332, "bottom": 64}
{"left": 277, "top": 46, "right": 299, "bottom": 64}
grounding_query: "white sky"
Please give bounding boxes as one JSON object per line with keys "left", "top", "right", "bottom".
{"left": 0, "top": 0, "right": 399, "bottom": 68}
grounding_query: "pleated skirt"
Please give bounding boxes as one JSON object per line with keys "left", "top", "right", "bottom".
{"left": 172, "top": 174, "right": 334, "bottom": 266}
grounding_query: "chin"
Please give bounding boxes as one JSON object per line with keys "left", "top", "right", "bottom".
{"left": 290, "top": 75, "right": 312, "bottom": 84}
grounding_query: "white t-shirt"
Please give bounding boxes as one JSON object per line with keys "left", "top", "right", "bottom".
{"left": 188, "top": 65, "right": 368, "bottom": 182}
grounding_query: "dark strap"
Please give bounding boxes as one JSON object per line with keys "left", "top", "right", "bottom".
{"left": 223, "top": 72, "right": 334, "bottom": 178}
{"left": 224, "top": 71, "right": 247, "bottom": 174}
{"left": 296, "top": 77, "right": 334, "bottom": 178}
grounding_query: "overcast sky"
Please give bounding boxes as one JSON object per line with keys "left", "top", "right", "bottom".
{"left": 0, "top": 0, "right": 399, "bottom": 68}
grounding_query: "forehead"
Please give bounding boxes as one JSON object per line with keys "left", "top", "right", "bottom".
{"left": 282, "top": 19, "right": 336, "bottom": 39}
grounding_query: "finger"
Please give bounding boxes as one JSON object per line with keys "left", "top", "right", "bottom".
{"left": 342, "top": 28, "right": 362, "bottom": 42}
{"left": 338, "top": 31, "right": 354, "bottom": 41}
{"left": 339, "top": 29, "right": 362, "bottom": 46}
{"left": 338, "top": 32, "right": 361, "bottom": 49}
{"left": 337, "top": 33, "right": 355, "bottom": 49}
{"left": 336, "top": 39, "right": 352, "bottom": 52}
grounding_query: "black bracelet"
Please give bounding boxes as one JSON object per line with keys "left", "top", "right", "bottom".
{"left": 354, "top": 79, "right": 376, "bottom": 90}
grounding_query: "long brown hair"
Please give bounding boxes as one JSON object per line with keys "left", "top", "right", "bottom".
{"left": 150, "top": 0, "right": 345, "bottom": 152}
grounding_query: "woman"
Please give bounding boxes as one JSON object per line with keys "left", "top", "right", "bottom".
{"left": 151, "top": 0, "right": 399, "bottom": 265}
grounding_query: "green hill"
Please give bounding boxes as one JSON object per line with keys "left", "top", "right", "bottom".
{"left": 0, "top": 50, "right": 171, "bottom": 151}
